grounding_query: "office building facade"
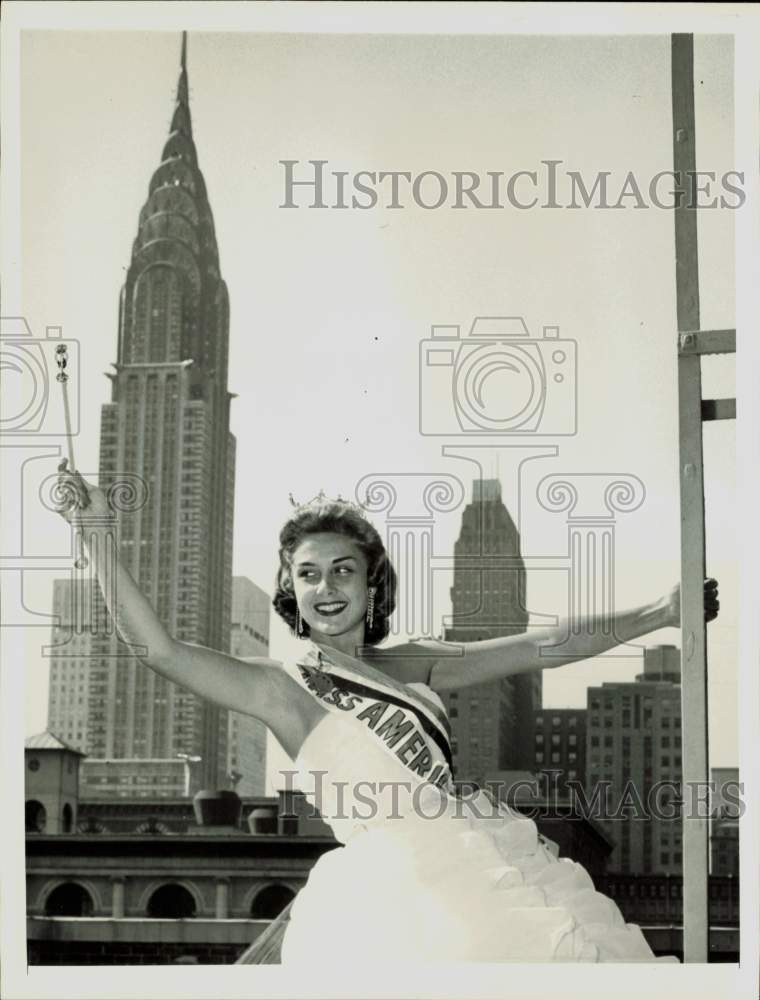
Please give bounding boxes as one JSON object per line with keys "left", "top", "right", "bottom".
{"left": 228, "top": 578, "right": 270, "bottom": 796}
{"left": 441, "top": 479, "right": 540, "bottom": 785}
{"left": 586, "top": 645, "right": 683, "bottom": 874}
{"left": 533, "top": 707, "right": 587, "bottom": 797}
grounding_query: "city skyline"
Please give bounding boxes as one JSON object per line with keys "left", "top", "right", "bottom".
{"left": 18, "top": 30, "right": 738, "bottom": 772}
{"left": 44, "top": 35, "right": 236, "bottom": 788}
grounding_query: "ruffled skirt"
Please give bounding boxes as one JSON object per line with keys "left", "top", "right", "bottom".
{"left": 279, "top": 787, "right": 676, "bottom": 965}
{"left": 238, "top": 708, "right": 675, "bottom": 966}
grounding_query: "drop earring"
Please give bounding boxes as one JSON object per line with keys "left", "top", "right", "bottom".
{"left": 295, "top": 607, "right": 303, "bottom": 637}
{"left": 366, "top": 587, "right": 376, "bottom": 631}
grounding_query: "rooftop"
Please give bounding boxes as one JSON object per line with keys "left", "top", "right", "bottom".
{"left": 25, "top": 731, "right": 86, "bottom": 755}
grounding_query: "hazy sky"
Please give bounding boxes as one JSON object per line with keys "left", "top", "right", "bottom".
{"left": 16, "top": 29, "right": 738, "bottom": 767}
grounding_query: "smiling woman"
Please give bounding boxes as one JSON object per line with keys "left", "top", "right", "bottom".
{"left": 293, "top": 538, "right": 369, "bottom": 632}
{"left": 54, "top": 472, "right": 718, "bottom": 965}
{"left": 272, "top": 494, "right": 398, "bottom": 650}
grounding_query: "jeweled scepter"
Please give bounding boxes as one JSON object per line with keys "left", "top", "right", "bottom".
{"left": 55, "top": 344, "right": 88, "bottom": 569}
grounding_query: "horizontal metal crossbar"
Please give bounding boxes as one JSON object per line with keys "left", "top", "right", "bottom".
{"left": 701, "top": 398, "right": 736, "bottom": 421}
{"left": 678, "top": 329, "right": 736, "bottom": 356}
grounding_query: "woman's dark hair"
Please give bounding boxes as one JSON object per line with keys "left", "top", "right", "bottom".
{"left": 272, "top": 499, "right": 396, "bottom": 645}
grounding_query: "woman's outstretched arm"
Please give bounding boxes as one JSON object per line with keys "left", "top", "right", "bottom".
{"left": 427, "top": 579, "right": 719, "bottom": 692}
{"left": 54, "top": 462, "right": 288, "bottom": 725}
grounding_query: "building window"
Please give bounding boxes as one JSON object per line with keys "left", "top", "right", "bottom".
{"left": 25, "top": 800, "right": 47, "bottom": 833}
{"left": 552, "top": 716, "right": 561, "bottom": 727}
{"left": 568, "top": 734, "right": 577, "bottom": 746}
{"left": 251, "top": 884, "right": 296, "bottom": 919}
{"left": 45, "top": 882, "right": 94, "bottom": 917}
{"left": 568, "top": 717, "right": 577, "bottom": 728}
{"left": 535, "top": 733, "right": 544, "bottom": 744}
{"left": 535, "top": 752, "right": 544, "bottom": 763}
{"left": 551, "top": 752, "right": 561, "bottom": 764}
{"left": 146, "top": 883, "right": 196, "bottom": 919}
{"left": 551, "top": 734, "right": 561, "bottom": 746}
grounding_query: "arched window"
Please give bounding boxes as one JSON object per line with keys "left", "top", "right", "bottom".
{"left": 45, "top": 882, "right": 94, "bottom": 917}
{"left": 250, "top": 884, "right": 295, "bottom": 919}
{"left": 25, "top": 800, "right": 46, "bottom": 833}
{"left": 146, "top": 883, "right": 197, "bottom": 919}
{"left": 62, "top": 804, "right": 73, "bottom": 833}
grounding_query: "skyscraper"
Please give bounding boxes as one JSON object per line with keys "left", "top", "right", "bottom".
{"left": 441, "top": 479, "right": 540, "bottom": 785}
{"left": 47, "top": 579, "right": 93, "bottom": 753}
{"left": 585, "top": 645, "right": 683, "bottom": 874}
{"left": 49, "top": 36, "right": 236, "bottom": 790}
{"left": 228, "top": 578, "right": 270, "bottom": 796}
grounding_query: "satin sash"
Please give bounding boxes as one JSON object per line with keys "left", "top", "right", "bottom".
{"left": 290, "top": 641, "right": 455, "bottom": 789}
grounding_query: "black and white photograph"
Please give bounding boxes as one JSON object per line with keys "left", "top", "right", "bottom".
{"left": 1, "top": 3, "right": 758, "bottom": 999}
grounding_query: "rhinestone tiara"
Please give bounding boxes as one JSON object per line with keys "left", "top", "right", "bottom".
{"left": 287, "top": 489, "right": 370, "bottom": 517}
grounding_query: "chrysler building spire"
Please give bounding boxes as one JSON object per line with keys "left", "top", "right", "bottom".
{"left": 82, "top": 33, "right": 236, "bottom": 789}
{"left": 177, "top": 31, "right": 189, "bottom": 110}
{"left": 118, "top": 29, "right": 228, "bottom": 380}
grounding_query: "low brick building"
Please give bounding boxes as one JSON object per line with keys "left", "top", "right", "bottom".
{"left": 25, "top": 732, "right": 336, "bottom": 964}
{"left": 26, "top": 827, "right": 338, "bottom": 965}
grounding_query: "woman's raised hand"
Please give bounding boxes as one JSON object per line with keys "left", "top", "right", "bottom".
{"left": 55, "top": 457, "right": 111, "bottom": 524}
{"left": 666, "top": 577, "right": 720, "bottom": 626}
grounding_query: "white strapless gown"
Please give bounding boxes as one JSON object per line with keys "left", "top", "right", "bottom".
{"left": 280, "top": 707, "right": 675, "bottom": 965}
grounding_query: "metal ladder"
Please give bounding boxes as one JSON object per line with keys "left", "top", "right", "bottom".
{"left": 671, "top": 33, "right": 736, "bottom": 963}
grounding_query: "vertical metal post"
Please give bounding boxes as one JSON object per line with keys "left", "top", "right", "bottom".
{"left": 671, "top": 33, "right": 709, "bottom": 963}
